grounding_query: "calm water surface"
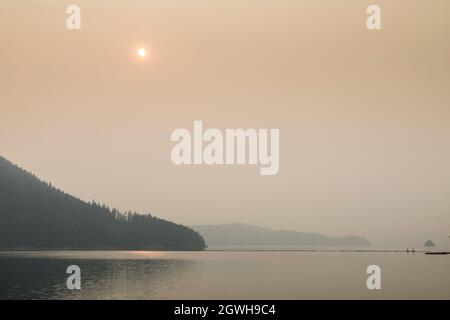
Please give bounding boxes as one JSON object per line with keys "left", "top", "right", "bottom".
{"left": 0, "top": 250, "right": 449, "bottom": 299}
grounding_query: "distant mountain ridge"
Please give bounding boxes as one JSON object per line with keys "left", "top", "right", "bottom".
{"left": 0, "top": 155, "right": 205, "bottom": 250}
{"left": 191, "top": 223, "right": 371, "bottom": 247}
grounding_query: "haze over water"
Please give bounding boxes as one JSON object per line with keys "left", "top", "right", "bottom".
{"left": 1, "top": 1, "right": 449, "bottom": 301}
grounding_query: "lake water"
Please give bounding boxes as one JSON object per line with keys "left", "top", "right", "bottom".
{"left": 0, "top": 249, "right": 449, "bottom": 299}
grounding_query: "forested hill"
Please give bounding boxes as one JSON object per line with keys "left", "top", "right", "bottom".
{"left": 0, "top": 155, "right": 205, "bottom": 250}
{"left": 192, "top": 223, "right": 371, "bottom": 247}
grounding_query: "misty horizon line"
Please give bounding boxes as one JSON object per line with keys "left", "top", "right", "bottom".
{"left": 191, "top": 222, "right": 370, "bottom": 240}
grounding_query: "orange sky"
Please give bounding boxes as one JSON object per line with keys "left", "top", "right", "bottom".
{"left": 1, "top": 0, "right": 450, "bottom": 246}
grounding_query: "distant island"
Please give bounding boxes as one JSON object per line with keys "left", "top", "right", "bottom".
{"left": 191, "top": 223, "right": 371, "bottom": 247}
{"left": 424, "top": 240, "right": 436, "bottom": 247}
{"left": 0, "top": 155, "right": 205, "bottom": 250}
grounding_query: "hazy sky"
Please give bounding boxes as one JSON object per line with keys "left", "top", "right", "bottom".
{"left": 1, "top": 0, "right": 449, "bottom": 246}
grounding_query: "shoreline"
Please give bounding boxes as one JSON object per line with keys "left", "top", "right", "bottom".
{"left": 0, "top": 248, "right": 448, "bottom": 254}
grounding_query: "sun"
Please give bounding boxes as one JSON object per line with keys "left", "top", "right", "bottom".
{"left": 137, "top": 48, "right": 147, "bottom": 57}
